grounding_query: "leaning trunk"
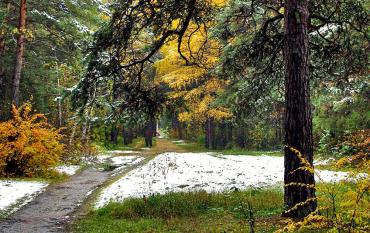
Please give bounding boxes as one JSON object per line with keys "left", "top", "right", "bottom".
{"left": 283, "top": 0, "right": 317, "bottom": 218}
{"left": 12, "top": 0, "right": 27, "bottom": 106}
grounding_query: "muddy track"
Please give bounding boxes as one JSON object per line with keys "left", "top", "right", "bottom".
{"left": 0, "top": 167, "right": 113, "bottom": 233}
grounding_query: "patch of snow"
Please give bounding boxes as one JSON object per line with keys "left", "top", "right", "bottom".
{"left": 111, "top": 156, "right": 145, "bottom": 166}
{"left": 0, "top": 180, "right": 48, "bottom": 213}
{"left": 140, "top": 148, "right": 151, "bottom": 151}
{"left": 109, "top": 150, "right": 141, "bottom": 154}
{"left": 172, "top": 140, "right": 185, "bottom": 144}
{"left": 95, "top": 155, "right": 112, "bottom": 163}
{"left": 110, "top": 156, "right": 145, "bottom": 176}
{"left": 31, "top": 9, "right": 59, "bottom": 22}
{"left": 72, "top": 18, "right": 92, "bottom": 34}
{"left": 86, "top": 187, "right": 97, "bottom": 197}
{"left": 96, "top": 152, "right": 363, "bottom": 208}
{"left": 55, "top": 165, "right": 80, "bottom": 176}
{"left": 314, "top": 158, "right": 336, "bottom": 166}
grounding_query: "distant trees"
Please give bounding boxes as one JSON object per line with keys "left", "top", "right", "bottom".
{"left": 154, "top": 22, "right": 231, "bottom": 149}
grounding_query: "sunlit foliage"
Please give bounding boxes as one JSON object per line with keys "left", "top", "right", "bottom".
{"left": 0, "top": 103, "right": 64, "bottom": 177}
{"left": 155, "top": 23, "right": 231, "bottom": 124}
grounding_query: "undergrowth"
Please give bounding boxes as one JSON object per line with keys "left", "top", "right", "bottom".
{"left": 75, "top": 189, "right": 283, "bottom": 233}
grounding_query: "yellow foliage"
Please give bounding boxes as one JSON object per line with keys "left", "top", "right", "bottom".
{"left": 336, "top": 130, "right": 370, "bottom": 168}
{"left": 155, "top": 22, "right": 231, "bottom": 124}
{"left": 0, "top": 103, "right": 64, "bottom": 177}
{"left": 277, "top": 147, "right": 370, "bottom": 232}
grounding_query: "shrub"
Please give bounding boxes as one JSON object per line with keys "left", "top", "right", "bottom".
{"left": 277, "top": 147, "right": 370, "bottom": 232}
{"left": 336, "top": 129, "right": 370, "bottom": 168}
{"left": 0, "top": 103, "right": 64, "bottom": 177}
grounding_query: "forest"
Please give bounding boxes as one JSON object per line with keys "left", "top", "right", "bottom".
{"left": 0, "top": 0, "right": 369, "bottom": 232}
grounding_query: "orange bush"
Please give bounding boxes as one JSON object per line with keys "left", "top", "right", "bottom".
{"left": 0, "top": 103, "right": 64, "bottom": 177}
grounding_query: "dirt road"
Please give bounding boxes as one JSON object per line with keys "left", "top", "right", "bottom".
{"left": 0, "top": 139, "right": 184, "bottom": 233}
{"left": 0, "top": 167, "right": 112, "bottom": 233}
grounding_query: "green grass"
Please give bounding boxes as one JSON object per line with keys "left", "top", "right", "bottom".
{"left": 74, "top": 189, "right": 283, "bottom": 233}
{"left": 174, "top": 140, "right": 282, "bottom": 156}
{"left": 74, "top": 178, "right": 368, "bottom": 233}
{"left": 94, "top": 137, "right": 157, "bottom": 152}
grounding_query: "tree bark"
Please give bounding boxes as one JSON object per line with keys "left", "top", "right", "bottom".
{"left": 283, "top": 0, "right": 317, "bottom": 218}
{"left": 227, "top": 123, "right": 233, "bottom": 146}
{"left": 69, "top": 122, "right": 78, "bottom": 146}
{"left": 144, "top": 122, "right": 153, "bottom": 147}
{"left": 205, "top": 119, "right": 210, "bottom": 149}
{"left": 205, "top": 118, "right": 216, "bottom": 149}
{"left": 81, "top": 122, "right": 88, "bottom": 144}
{"left": 0, "top": 2, "right": 11, "bottom": 114}
{"left": 123, "top": 127, "right": 133, "bottom": 145}
{"left": 178, "top": 121, "right": 183, "bottom": 139}
{"left": 12, "top": 0, "right": 27, "bottom": 106}
{"left": 57, "top": 69, "right": 63, "bottom": 127}
{"left": 111, "top": 125, "right": 118, "bottom": 144}
{"left": 0, "top": 31, "right": 5, "bottom": 87}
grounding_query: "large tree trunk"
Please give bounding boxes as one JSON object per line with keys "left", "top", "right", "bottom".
{"left": 283, "top": 0, "right": 317, "bottom": 218}
{"left": 12, "top": 0, "right": 27, "bottom": 106}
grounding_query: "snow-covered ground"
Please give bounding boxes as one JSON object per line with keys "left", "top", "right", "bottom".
{"left": 140, "top": 148, "right": 151, "bottom": 150}
{"left": 172, "top": 140, "right": 185, "bottom": 144}
{"left": 1, "top": 151, "right": 144, "bottom": 215}
{"left": 109, "top": 150, "right": 141, "bottom": 154}
{"left": 110, "top": 156, "right": 145, "bottom": 175}
{"left": 0, "top": 180, "right": 48, "bottom": 213}
{"left": 111, "top": 156, "right": 145, "bottom": 166}
{"left": 96, "top": 152, "right": 360, "bottom": 207}
{"left": 314, "top": 157, "right": 336, "bottom": 166}
{"left": 94, "top": 154, "right": 112, "bottom": 163}
{"left": 55, "top": 165, "right": 80, "bottom": 175}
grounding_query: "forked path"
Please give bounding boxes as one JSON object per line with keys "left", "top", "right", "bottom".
{"left": 0, "top": 139, "right": 184, "bottom": 233}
